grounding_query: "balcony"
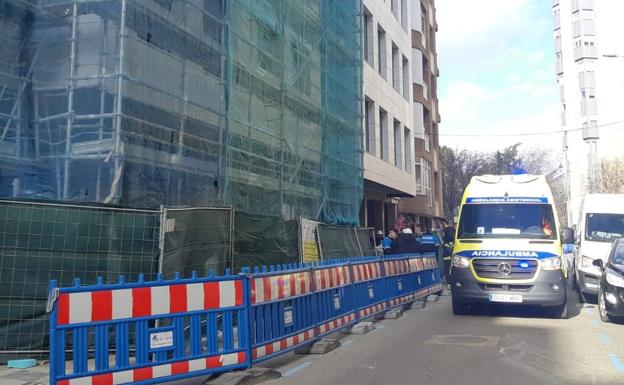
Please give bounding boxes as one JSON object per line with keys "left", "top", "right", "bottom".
{"left": 555, "top": 58, "right": 563, "bottom": 75}
{"left": 413, "top": 83, "right": 430, "bottom": 108}
{"left": 411, "top": 30, "right": 425, "bottom": 52}
{"left": 580, "top": 98, "right": 597, "bottom": 116}
{"left": 572, "top": 0, "right": 594, "bottom": 13}
{"left": 573, "top": 19, "right": 595, "bottom": 38}
{"left": 582, "top": 121, "right": 599, "bottom": 140}
{"left": 574, "top": 44, "right": 597, "bottom": 61}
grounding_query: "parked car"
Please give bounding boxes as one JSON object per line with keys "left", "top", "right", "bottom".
{"left": 593, "top": 238, "right": 624, "bottom": 323}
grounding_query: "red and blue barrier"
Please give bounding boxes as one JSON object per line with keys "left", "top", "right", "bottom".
{"left": 48, "top": 254, "right": 442, "bottom": 385}
{"left": 48, "top": 271, "right": 249, "bottom": 385}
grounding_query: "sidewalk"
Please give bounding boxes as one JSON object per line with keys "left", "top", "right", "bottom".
{"left": 0, "top": 362, "right": 49, "bottom": 385}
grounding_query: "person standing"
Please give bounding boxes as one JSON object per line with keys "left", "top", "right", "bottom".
{"left": 383, "top": 229, "right": 398, "bottom": 255}
{"left": 394, "top": 228, "right": 422, "bottom": 254}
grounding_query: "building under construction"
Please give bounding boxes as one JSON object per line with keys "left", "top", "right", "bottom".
{"left": 0, "top": 0, "right": 363, "bottom": 358}
{"left": 0, "top": 0, "right": 363, "bottom": 222}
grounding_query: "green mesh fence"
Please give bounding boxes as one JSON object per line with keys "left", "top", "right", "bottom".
{"left": 0, "top": 200, "right": 160, "bottom": 361}
{"left": 317, "top": 225, "right": 377, "bottom": 260}
{"left": 160, "top": 207, "right": 232, "bottom": 278}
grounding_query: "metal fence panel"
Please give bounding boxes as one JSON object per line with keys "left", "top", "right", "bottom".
{"left": 0, "top": 200, "right": 160, "bottom": 361}
{"left": 159, "top": 207, "right": 233, "bottom": 278}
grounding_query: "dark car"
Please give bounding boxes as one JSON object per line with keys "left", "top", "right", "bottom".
{"left": 593, "top": 238, "right": 624, "bottom": 323}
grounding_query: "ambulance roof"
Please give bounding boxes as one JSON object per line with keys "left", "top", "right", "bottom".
{"left": 463, "top": 174, "right": 552, "bottom": 203}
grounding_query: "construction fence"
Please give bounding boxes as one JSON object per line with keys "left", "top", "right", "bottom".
{"left": 0, "top": 199, "right": 232, "bottom": 362}
{"left": 47, "top": 253, "right": 443, "bottom": 385}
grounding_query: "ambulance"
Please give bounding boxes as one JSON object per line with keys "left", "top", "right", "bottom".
{"left": 450, "top": 174, "right": 573, "bottom": 318}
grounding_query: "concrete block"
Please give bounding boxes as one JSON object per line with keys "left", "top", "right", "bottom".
{"left": 374, "top": 312, "right": 386, "bottom": 320}
{"left": 409, "top": 300, "right": 427, "bottom": 310}
{"left": 384, "top": 308, "right": 404, "bottom": 319}
{"left": 349, "top": 321, "right": 375, "bottom": 334}
{"left": 426, "top": 294, "right": 439, "bottom": 303}
{"left": 205, "top": 367, "right": 281, "bottom": 385}
{"left": 295, "top": 339, "right": 340, "bottom": 354}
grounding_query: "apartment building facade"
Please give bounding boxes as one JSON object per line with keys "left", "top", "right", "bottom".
{"left": 552, "top": 0, "right": 624, "bottom": 225}
{"left": 360, "top": 0, "right": 443, "bottom": 233}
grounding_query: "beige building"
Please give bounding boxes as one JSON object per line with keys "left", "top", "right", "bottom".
{"left": 360, "top": 0, "right": 443, "bottom": 234}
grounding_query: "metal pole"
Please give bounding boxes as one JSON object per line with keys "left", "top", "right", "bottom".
{"left": 158, "top": 205, "right": 166, "bottom": 274}
{"left": 96, "top": 17, "right": 109, "bottom": 202}
{"left": 109, "top": 0, "right": 128, "bottom": 203}
{"left": 62, "top": 2, "right": 79, "bottom": 199}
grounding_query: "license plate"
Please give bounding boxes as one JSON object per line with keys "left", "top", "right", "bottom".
{"left": 489, "top": 294, "right": 523, "bottom": 303}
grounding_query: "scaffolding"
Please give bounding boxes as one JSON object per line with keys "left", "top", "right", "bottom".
{"left": 0, "top": 0, "right": 363, "bottom": 358}
{"left": 1, "top": 0, "right": 228, "bottom": 206}
{"left": 0, "top": 0, "right": 363, "bottom": 224}
{"left": 226, "top": 0, "right": 363, "bottom": 225}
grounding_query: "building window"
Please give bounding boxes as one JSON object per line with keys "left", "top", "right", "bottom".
{"left": 377, "top": 26, "right": 387, "bottom": 79}
{"left": 401, "top": 0, "right": 408, "bottom": 30}
{"left": 154, "top": 0, "right": 173, "bottom": 11}
{"left": 415, "top": 158, "right": 423, "bottom": 194}
{"left": 391, "top": 0, "right": 399, "bottom": 19}
{"left": 364, "top": 9, "right": 374, "bottom": 67}
{"left": 404, "top": 127, "right": 412, "bottom": 173}
{"left": 579, "top": 70, "right": 596, "bottom": 90}
{"left": 379, "top": 108, "right": 388, "bottom": 161}
{"left": 394, "top": 119, "right": 402, "bottom": 168}
{"left": 392, "top": 43, "right": 400, "bottom": 92}
{"left": 365, "top": 98, "right": 375, "bottom": 155}
{"left": 402, "top": 56, "right": 409, "bottom": 100}
{"left": 291, "top": 39, "right": 311, "bottom": 95}
{"left": 580, "top": 95, "right": 597, "bottom": 116}
{"left": 423, "top": 159, "right": 432, "bottom": 207}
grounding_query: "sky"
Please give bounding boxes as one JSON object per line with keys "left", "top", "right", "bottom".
{"left": 436, "top": 0, "right": 562, "bottom": 154}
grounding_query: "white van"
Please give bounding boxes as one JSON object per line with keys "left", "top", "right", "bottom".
{"left": 574, "top": 194, "right": 624, "bottom": 302}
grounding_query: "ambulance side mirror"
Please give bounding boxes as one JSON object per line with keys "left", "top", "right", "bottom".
{"left": 562, "top": 227, "right": 575, "bottom": 245}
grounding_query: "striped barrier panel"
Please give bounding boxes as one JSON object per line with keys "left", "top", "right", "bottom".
{"left": 49, "top": 271, "right": 249, "bottom": 385}
{"left": 384, "top": 253, "right": 442, "bottom": 309}
{"left": 350, "top": 258, "right": 388, "bottom": 319}
{"left": 312, "top": 259, "right": 357, "bottom": 337}
{"left": 246, "top": 265, "right": 316, "bottom": 363}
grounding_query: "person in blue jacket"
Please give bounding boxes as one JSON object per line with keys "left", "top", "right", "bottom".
{"left": 383, "top": 229, "right": 398, "bottom": 255}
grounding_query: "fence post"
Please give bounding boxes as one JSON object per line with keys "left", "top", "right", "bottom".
{"left": 48, "top": 280, "right": 57, "bottom": 385}
{"left": 241, "top": 267, "right": 253, "bottom": 369}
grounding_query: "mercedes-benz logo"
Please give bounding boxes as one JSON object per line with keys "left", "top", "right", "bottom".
{"left": 498, "top": 262, "right": 512, "bottom": 276}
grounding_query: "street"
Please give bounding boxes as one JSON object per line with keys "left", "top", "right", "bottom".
{"left": 170, "top": 291, "right": 623, "bottom": 385}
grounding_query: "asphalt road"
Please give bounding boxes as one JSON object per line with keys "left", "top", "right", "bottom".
{"left": 171, "top": 290, "right": 624, "bottom": 385}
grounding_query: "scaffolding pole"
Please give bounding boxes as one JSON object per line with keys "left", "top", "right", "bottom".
{"left": 62, "top": 2, "right": 78, "bottom": 199}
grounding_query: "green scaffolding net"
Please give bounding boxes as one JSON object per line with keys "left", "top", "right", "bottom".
{"left": 0, "top": 0, "right": 363, "bottom": 356}
{"left": 225, "top": 3, "right": 363, "bottom": 213}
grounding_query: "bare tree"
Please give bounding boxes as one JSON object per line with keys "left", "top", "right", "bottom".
{"left": 599, "top": 157, "right": 624, "bottom": 194}
{"left": 441, "top": 146, "right": 491, "bottom": 220}
{"left": 441, "top": 144, "right": 569, "bottom": 225}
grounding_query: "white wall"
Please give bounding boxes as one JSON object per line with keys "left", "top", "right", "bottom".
{"left": 362, "top": 0, "right": 416, "bottom": 195}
